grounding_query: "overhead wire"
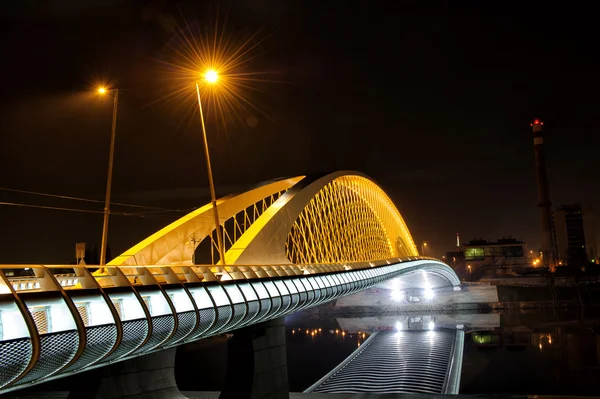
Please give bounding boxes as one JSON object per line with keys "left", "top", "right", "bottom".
{"left": 0, "top": 201, "right": 103, "bottom": 214}
{"left": 0, "top": 187, "right": 186, "bottom": 212}
{"left": 0, "top": 201, "right": 179, "bottom": 222}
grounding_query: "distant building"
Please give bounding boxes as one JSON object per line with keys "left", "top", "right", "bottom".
{"left": 553, "top": 204, "right": 597, "bottom": 267}
{"left": 463, "top": 238, "right": 530, "bottom": 277}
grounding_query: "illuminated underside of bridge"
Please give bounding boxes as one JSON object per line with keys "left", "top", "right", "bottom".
{"left": 306, "top": 328, "right": 464, "bottom": 395}
{"left": 0, "top": 171, "right": 459, "bottom": 394}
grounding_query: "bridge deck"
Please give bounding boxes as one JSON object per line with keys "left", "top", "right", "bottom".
{"left": 0, "top": 258, "right": 459, "bottom": 395}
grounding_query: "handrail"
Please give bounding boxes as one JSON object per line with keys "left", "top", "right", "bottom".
{"left": 0, "top": 258, "right": 459, "bottom": 395}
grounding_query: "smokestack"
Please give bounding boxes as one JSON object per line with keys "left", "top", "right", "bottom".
{"left": 531, "top": 119, "right": 555, "bottom": 269}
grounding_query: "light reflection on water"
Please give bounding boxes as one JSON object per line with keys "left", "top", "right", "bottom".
{"left": 285, "top": 306, "right": 600, "bottom": 395}
{"left": 174, "top": 305, "right": 600, "bottom": 395}
{"left": 21, "top": 301, "right": 600, "bottom": 396}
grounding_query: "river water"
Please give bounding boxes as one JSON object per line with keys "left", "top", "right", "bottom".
{"left": 176, "top": 305, "right": 600, "bottom": 396}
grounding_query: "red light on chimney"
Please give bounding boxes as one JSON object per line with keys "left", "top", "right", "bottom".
{"left": 531, "top": 119, "right": 544, "bottom": 127}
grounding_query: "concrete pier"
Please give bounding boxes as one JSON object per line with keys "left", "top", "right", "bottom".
{"left": 67, "top": 348, "right": 186, "bottom": 399}
{"left": 220, "top": 317, "right": 288, "bottom": 399}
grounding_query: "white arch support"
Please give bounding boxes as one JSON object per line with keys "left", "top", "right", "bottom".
{"left": 109, "top": 176, "right": 304, "bottom": 266}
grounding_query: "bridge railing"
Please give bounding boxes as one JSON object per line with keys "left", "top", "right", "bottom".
{"left": 0, "top": 257, "right": 457, "bottom": 394}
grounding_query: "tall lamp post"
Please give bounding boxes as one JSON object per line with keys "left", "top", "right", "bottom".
{"left": 421, "top": 242, "right": 428, "bottom": 257}
{"left": 196, "top": 70, "right": 226, "bottom": 265}
{"left": 97, "top": 87, "right": 119, "bottom": 266}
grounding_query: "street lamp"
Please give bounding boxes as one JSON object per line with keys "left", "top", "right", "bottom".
{"left": 421, "top": 242, "right": 428, "bottom": 256}
{"left": 195, "top": 70, "right": 226, "bottom": 265}
{"left": 97, "top": 86, "right": 119, "bottom": 266}
{"left": 467, "top": 265, "right": 472, "bottom": 274}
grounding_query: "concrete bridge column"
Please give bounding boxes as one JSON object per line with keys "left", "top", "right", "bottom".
{"left": 67, "top": 348, "right": 187, "bottom": 399}
{"left": 220, "top": 317, "right": 289, "bottom": 399}
{"left": 67, "top": 317, "right": 288, "bottom": 399}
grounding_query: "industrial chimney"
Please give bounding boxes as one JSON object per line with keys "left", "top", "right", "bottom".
{"left": 531, "top": 119, "right": 555, "bottom": 269}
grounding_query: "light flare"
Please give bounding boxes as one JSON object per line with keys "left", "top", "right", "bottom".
{"left": 390, "top": 289, "right": 403, "bottom": 302}
{"left": 423, "top": 288, "right": 434, "bottom": 300}
{"left": 204, "top": 69, "right": 218, "bottom": 84}
{"left": 154, "top": 16, "right": 280, "bottom": 137}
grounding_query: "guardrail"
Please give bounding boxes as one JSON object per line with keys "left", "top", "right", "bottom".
{"left": 0, "top": 257, "right": 458, "bottom": 394}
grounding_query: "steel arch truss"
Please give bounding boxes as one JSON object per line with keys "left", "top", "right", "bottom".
{"left": 109, "top": 176, "right": 303, "bottom": 266}
{"left": 109, "top": 171, "right": 417, "bottom": 267}
{"left": 286, "top": 175, "right": 418, "bottom": 264}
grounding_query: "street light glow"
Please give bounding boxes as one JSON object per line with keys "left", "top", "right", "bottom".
{"left": 423, "top": 288, "right": 435, "bottom": 300}
{"left": 159, "top": 24, "right": 273, "bottom": 264}
{"left": 390, "top": 289, "right": 403, "bottom": 301}
{"left": 97, "top": 87, "right": 107, "bottom": 94}
{"left": 204, "top": 69, "right": 218, "bottom": 84}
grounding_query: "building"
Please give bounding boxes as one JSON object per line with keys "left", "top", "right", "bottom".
{"left": 553, "top": 204, "right": 597, "bottom": 267}
{"left": 463, "top": 238, "right": 531, "bottom": 277}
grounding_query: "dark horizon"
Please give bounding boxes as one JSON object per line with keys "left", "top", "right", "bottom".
{"left": 1, "top": 0, "right": 599, "bottom": 263}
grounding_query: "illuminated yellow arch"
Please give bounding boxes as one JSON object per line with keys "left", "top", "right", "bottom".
{"left": 109, "top": 176, "right": 303, "bottom": 266}
{"left": 110, "top": 171, "right": 418, "bottom": 266}
{"left": 228, "top": 171, "right": 418, "bottom": 264}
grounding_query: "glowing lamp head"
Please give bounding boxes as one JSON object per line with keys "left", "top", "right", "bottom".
{"left": 423, "top": 288, "right": 435, "bottom": 301}
{"left": 390, "top": 289, "right": 403, "bottom": 302}
{"left": 204, "top": 70, "right": 218, "bottom": 84}
{"left": 97, "top": 87, "right": 107, "bottom": 94}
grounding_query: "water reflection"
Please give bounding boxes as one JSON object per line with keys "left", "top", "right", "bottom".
{"left": 171, "top": 306, "right": 600, "bottom": 395}
{"left": 287, "top": 310, "right": 494, "bottom": 394}
{"left": 285, "top": 308, "right": 600, "bottom": 396}
{"left": 461, "top": 309, "right": 600, "bottom": 396}
{"left": 305, "top": 328, "right": 464, "bottom": 394}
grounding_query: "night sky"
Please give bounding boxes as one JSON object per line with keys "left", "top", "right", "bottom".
{"left": 1, "top": 0, "right": 599, "bottom": 264}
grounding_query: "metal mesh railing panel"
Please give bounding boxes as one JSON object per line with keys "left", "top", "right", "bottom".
{"left": 133, "top": 314, "right": 175, "bottom": 354}
{"left": 16, "top": 330, "right": 79, "bottom": 384}
{"left": 295, "top": 292, "right": 308, "bottom": 310}
{"left": 197, "top": 308, "right": 216, "bottom": 336}
{"left": 252, "top": 299, "right": 271, "bottom": 323}
{"left": 101, "top": 318, "right": 148, "bottom": 363}
{"left": 31, "top": 308, "right": 49, "bottom": 335}
{"left": 273, "top": 296, "right": 291, "bottom": 318}
{"left": 238, "top": 300, "right": 260, "bottom": 327}
{"left": 267, "top": 297, "right": 281, "bottom": 319}
{"left": 62, "top": 324, "right": 117, "bottom": 373}
{"left": 76, "top": 305, "right": 90, "bottom": 326}
{"left": 166, "top": 310, "right": 197, "bottom": 346}
{"left": 203, "top": 306, "right": 231, "bottom": 336}
{"left": 226, "top": 303, "right": 247, "bottom": 330}
{"left": 0, "top": 338, "right": 32, "bottom": 388}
